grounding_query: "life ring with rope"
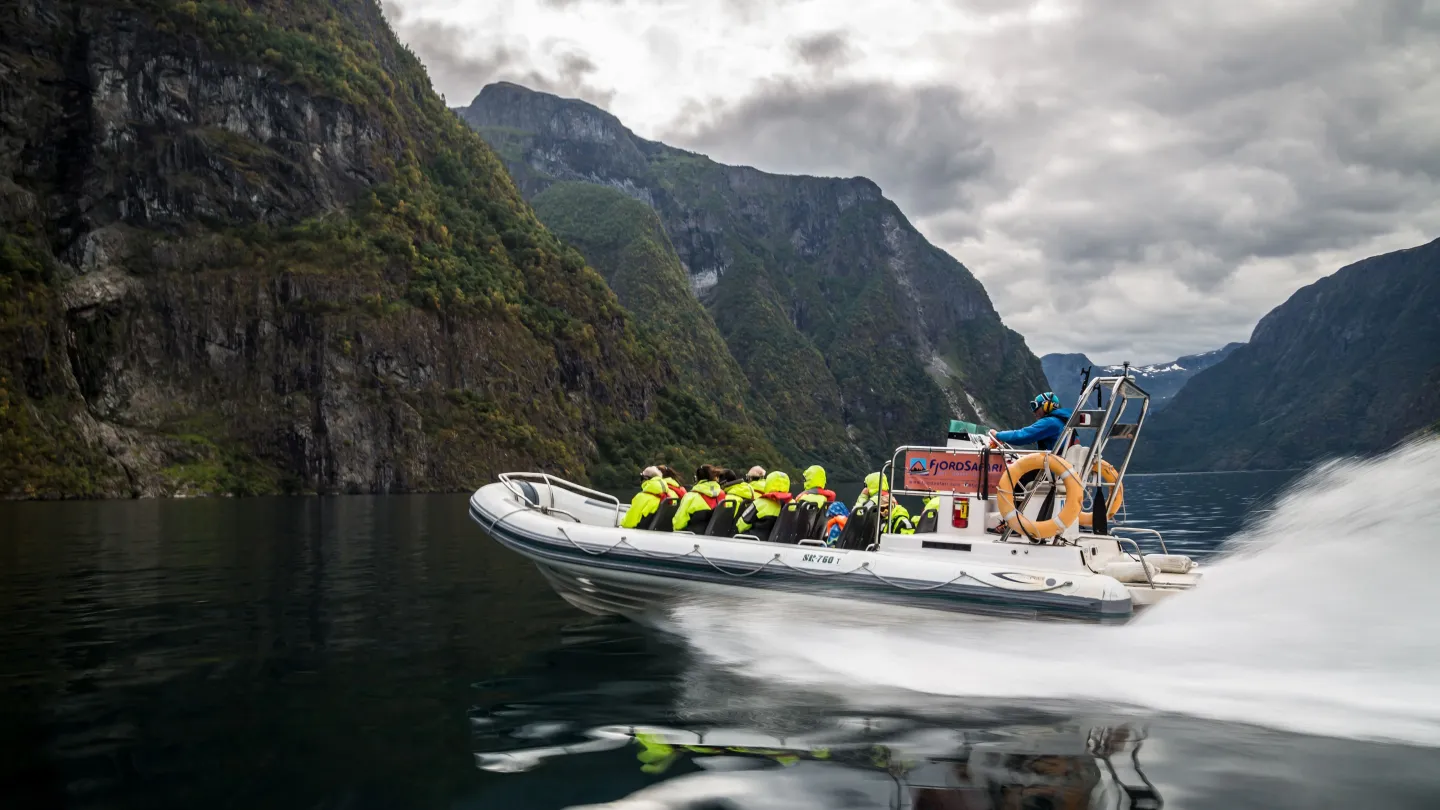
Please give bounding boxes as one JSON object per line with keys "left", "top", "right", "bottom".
{"left": 995, "top": 452, "right": 1084, "bottom": 540}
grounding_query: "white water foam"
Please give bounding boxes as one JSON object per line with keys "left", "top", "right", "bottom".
{"left": 672, "top": 437, "right": 1440, "bottom": 746}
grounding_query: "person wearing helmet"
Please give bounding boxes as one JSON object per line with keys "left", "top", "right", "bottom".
{"left": 672, "top": 465, "right": 725, "bottom": 531}
{"left": 853, "top": 471, "right": 889, "bottom": 510}
{"left": 736, "top": 470, "right": 792, "bottom": 540}
{"left": 796, "top": 465, "right": 836, "bottom": 507}
{"left": 988, "top": 392, "right": 1074, "bottom": 452}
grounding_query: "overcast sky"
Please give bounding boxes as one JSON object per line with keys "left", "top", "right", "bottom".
{"left": 382, "top": 0, "right": 1440, "bottom": 363}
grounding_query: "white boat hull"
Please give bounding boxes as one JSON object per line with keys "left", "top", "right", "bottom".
{"left": 469, "top": 479, "right": 1143, "bottom": 623}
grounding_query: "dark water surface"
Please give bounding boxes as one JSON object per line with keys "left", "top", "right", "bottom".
{"left": 3, "top": 471, "right": 1438, "bottom": 809}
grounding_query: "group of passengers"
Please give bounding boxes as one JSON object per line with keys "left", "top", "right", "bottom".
{"left": 621, "top": 463, "right": 941, "bottom": 544}
{"left": 619, "top": 391, "right": 1079, "bottom": 542}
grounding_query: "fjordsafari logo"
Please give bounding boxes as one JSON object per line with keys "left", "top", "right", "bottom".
{"left": 908, "top": 457, "right": 928, "bottom": 474}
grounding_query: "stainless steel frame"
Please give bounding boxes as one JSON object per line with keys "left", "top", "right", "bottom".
{"left": 1060, "top": 375, "right": 1151, "bottom": 512}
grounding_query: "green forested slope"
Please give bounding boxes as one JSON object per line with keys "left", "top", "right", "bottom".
{"left": 461, "top": 83, "right": 1050, "bottom": 475}
{"left": 0, "top": 0, "right": 771, "bottom": 496}
{"left": 1136, "top": 239, "right": 1440, "bottom": 471}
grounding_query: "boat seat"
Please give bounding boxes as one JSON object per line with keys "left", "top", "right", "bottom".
{"left": 748, "top": 516, "right": 777, "bottom": 542}
{"left": 699, "top": 498, "right": 737, "bottom": 536}
{"left": 768, "top": 502, "right": 803, "bottom": 543}
{"left": 702, "top": 500, "right": 741, "bottom": 537}
{"left": 794, "top": 501, "right": 826, "bottom": 541}
{"left": 769, "top": 501, "right": 824, "bottom": 544}
{"left": 835, "top": 504, "right": 880, "bottom": 550}
{"left": 679, "top": 508, "right": 714, "bottom": 533}
{"left": 646, "top": 497, "right": 680, "bottom": 532}
{"left": 916, "top": 506, "right": 938, "bottom": 533}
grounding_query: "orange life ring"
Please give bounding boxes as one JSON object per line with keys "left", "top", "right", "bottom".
{"left": 996, "top": 453, "right": 1083, "bottom": 539}
{"left": 1078, "top": 459, "right": 1124, "bottom": 528}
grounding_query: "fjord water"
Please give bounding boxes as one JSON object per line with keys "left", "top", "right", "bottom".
{"left": 2, "top": 444, "right": 1439, "bottom": 809}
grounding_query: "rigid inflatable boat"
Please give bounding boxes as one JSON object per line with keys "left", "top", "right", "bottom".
{"left": 468, "top": 375, "right": 1200, "bottom": 623}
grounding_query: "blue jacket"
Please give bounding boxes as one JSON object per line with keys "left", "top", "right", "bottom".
{"left": 995, "top": 408, "right": 1073, "bottom": 451}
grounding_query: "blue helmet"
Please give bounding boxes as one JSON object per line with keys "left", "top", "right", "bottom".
{"left": 1031, "top": 391, "right": 1061, "bottom": 415}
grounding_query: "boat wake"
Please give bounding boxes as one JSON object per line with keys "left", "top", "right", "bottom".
{"left": 670, "top": 437, "right": 1440, "bottom": 747}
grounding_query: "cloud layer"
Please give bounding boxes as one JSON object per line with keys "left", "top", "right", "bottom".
{"left": 384, "top": 0, "right": 1440, "bottom": 361}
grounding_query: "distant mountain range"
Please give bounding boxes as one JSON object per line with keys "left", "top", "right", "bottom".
{"left": 1041, "top": 344, "right": 1244, "bottom": 411}
{"left": 1135, "top": 238, "right": 1440, "bottom": 471}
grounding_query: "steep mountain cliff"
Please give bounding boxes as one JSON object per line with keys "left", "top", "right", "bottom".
{"left": 1042, "top": 344, "right": 1243, "bottom": 411}
{"left": 527, "top": 182, "right": 788, "bottom": 479}
{"left": 0, "top": 0, "right": 767, "bottom": 497}
{"left": 528, "top": 182, "right": 754, "bottom": 418}
{"left": 1136, "top": 239, "right": 1440, "bottom": 471}
{"left": 458, "top": 83, "right": 1049, "bottom": 470}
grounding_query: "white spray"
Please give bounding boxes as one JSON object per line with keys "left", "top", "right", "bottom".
{"left": 672, "top": 438, "right": 1440, "bottom": 746}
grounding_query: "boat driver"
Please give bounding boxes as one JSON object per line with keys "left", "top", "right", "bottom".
{"left": 988, "top": 392, "right": 1074, "bottom": 452}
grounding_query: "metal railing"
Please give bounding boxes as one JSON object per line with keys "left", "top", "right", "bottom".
{"left": 1049, "top": 375, "right": 1152, "bottom": 535}
{"left": 1113, "top": 537, "right": 1156, "bottom": 588}
{"left": 1109, "top": 526, "right": 1170, "bottom": 555}
{"left": 497, "top": 472, "right": 624, "bottom": 527}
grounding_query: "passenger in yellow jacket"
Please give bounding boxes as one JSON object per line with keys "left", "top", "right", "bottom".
{"left": 736, "top": 471, "right": 792, "bottom": 537}
{"left": 889, "top": 503, "right": 916, "bottom": 534}
{"left": 621, "top": 474, "right": 668, "bottom": 529}
{"left": 697, "top": 474, "right": 752, "bottom": 532}
{"left": 854, "top": 472, "right": 889, "bottom": 510}
{"left": 879, "top": 493, "right": 915, "bottom": 534}
{"left": 796, "top": 465, "right": 836, "bottom": 508}
{"left": 673, "top": 479, "right": 726, "bottom": 531}
{"left": 917, "top": 495, "right": 940, "bottom": 532}
{"left": 719, "top": 475, "right": 755, "bottom": 508}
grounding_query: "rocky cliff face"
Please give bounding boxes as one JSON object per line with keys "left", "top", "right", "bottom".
{"left": 1135, "top": 239, "right": 1440, "bottom": 471}
{"left": 0, "top": 0, "right": 728, "bottom": 497}
{"left": 1041, "top": 344, "right": 1243, "bottom": 412}
{"left": 459, "top": 82, "right": 1048, "bottom": 470}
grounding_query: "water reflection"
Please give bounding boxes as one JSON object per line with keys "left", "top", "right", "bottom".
{"left": 467, "top": 617, "right": 1440, "bottom": 810}
{"left": 468, "top": 623, "right": 1160, "bottom": 809}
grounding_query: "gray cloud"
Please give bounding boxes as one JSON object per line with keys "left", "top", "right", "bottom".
{"left": 380, "top": 3, "right": 615, "bottom": 108}
{"left": 663, "top": 80, "right": 996, "bottom": 220}
{"left": 662, "top": 0, "right": 1440, "bottom": 359}
{"left": 536, "top": 0, "right": 795, "bottom": 17}
{"left": 791, "top": 31, "right": 853, "bottom": 71}
{"left": 382, "top": 0, "right": 1440, "bottom": 360}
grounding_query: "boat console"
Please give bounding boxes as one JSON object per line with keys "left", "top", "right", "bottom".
{"left": 872, "top": 375, "right": 1199, "bottom": 604}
